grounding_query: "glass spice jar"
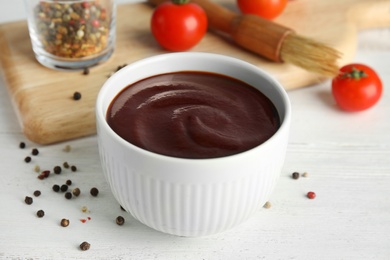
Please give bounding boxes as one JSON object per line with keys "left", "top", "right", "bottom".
{"left": 24, "top": 0, "right": 116, "bottom": 70}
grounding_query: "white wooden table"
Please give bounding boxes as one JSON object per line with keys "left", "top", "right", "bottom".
{"left": 1, "top": 1, "right": 389, "bottom": 259}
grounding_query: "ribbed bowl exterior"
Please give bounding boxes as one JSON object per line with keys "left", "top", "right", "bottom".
{"left": 96, "top": 53, "right": 291, "bottom": 237}
{"left": 97, "top": 121, "right": 289, "bottom": 237}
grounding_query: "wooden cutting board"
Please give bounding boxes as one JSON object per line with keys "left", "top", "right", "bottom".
{"left": 1, "top": 0, "right": 389, "bottom": 144}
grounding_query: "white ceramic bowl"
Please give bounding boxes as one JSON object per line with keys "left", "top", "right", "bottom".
{"left": 96, "top": 52, "right": 291, "bottom": 237}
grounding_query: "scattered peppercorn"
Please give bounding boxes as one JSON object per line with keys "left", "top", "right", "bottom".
{"left": 307, "top": 191, "right": 316, "bottom": 199}
{"left": 73, "top": 92, "right": 82, "bottom": 101}
{"left": 63, "top": 145, "right": 71, "bottom": 153}
{"left": 263, "top": 201, "right": 271, "bottom": 209}
{"left": 71, "top": 165, "right": 77, "bottom": 172}
{"left": 36, "top": 210, "right": 45, "bottom": 218}
{"left": 60, "top": 184, "right": 68, "bottom": 192}
{"left": 116, "top": 216, "right": 125, "bottom": 226}
{"left": 33, "top": 190, "right": 41, "bottom": 197}
{"left": 53, "top": 166, "right": 62, "bottom": 174}
{"left": 90, "top": 187, "right": 99, "bottom": 197}
{"left": 82, "top": 67, "right": 90, "bottom": 75}
{"left": 81, "top": 206, "right": 88, "bottom": 213}
{"left": 38, "top": 170, "right": 50, "bottom": 180}
{"left": 60, "top": 218, "right": 70, "bottom": 227}
{"left": 63, "top": 161, "right": 70, "bottom": 168}
{"left": 79, "top": 241, "right": 90, "bottom": 251}
{"left": 25, "top": 196, "right": 33, "bottom": 205}
{"left": 65, "top": 192, "right": 72, "bottom": 200}
{"left": 24, "top": 156, "right": 32, "bottom": 163}
{"left": 31, "top": 148, "right": 39, "bottom": 156}
{"left": 52, "top": 184, "right": 60, "bottom": 192}
{"left": 34, "top": 165, "right": 40, "bottom": 173}
{"left": 302, "top": 172, "right": 308, "bottom": 178}
{"left": 292, "top": 172, "right": 300, "bottom": 180}
{"left": 116, "top": 64, "right": 127, "bottom": 72}
{"left": 72, "top": 188, "right": 81, "bottom": 197}
{"left": 42, "top": 170, "right": 50, "bottom": 178}
{"left": 66, "top": 179, "right": 72, "bottom": 186}
{"left": 19, "top": 142, "right": 26, "bottom": 149}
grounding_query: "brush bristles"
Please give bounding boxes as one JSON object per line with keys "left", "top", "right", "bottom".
{"left": 280, "top": 34, "right": 341, "bottom": 77}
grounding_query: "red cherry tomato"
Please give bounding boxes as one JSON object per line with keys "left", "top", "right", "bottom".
{"left": 237, "top": 0, "right": 288, "bottom": 20}
{"left": 331, "top": 64, "right": 382, "bottom": 112}
{"left": 151, "top": 0, "right": 207, "bottom": 51}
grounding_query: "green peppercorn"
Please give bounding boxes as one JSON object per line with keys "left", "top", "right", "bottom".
{"left": 63, "top": 145, "right": 71, "bottom": 152}
{"left": 34, "top": 165, "right": 41, "bottom": 173}
{"left": 63, "top": 161, "right": 70, "bottom": 168}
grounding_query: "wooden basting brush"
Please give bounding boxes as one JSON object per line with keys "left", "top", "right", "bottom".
{"left": 147, "top": 0, "right": 341, "bottom": 77}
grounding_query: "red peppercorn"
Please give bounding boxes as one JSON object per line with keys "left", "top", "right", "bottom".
{"left": 307, "top": 191, "right": 316, "bottom": 199}
{"left": 82, "top": 2, "right": 90, "bottom": 8}
{"left": 91, "top": 19, "right": 100, "bottom": 28}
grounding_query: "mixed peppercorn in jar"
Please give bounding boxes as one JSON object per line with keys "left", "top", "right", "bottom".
{"left": 25, "top": 0, "right": 116, "bottom": 69}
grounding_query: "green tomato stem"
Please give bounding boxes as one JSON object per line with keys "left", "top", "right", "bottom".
{"left": 343, "top": 67, "right": 368, "bottom": 80}
{"left": 172, "top": 0, "right": 189, "bottom": 5}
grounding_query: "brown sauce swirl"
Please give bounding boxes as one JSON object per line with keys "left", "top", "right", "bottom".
{"left": 107, "top": 72, "right": 280, "bottom": 159}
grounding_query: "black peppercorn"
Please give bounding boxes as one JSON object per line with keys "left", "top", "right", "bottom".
{"left": 19, "top": 142, "right": 26, "bottom": 149}
{"left": 65, "top": 192, "right": 72, "bottom": 200}
{"left": 36, "top": 210, "right": 45, "bottom": 218}
{"left": 52, "top": 184, "right": 60, "bottom": 192}
{"left": 79, "top": 241, "right": 90, "bottom": 251}
{"left": 33, "top": 190, "right": 41, "bottom": 197}
{"left": 25, "top": 196, "right": 33, "bottom": 205}
{"left": 60, "top": 184, "right": 68, "bottom": 192}
{"left": 292, "top": 172, "right": 300, "bottom": 180}
{"left": 53, "top": 166, "right": 62, "bottom": 174}
{"left": 90, "top": 187, "right": 99, "bottom": 197}
{"left": 73, "top": 92, "right": 82, "bottom": 100}
{"left": 61, "top": 218, "right": 70, "bottom": 227}
{"left": 71, "top": 165, "right": 77, "bottom": 172}
{"left": 66, "top": 179, "right": 72, "bottom": 186}
{"left": 116, "top": 216, "right": 125, "bottom": 226}
{"left": 72, "top": 188, "right": 81, "bottom": 197}
{"left": 24, "top": 156, "right": 31, "bottom": 163}
{"left": 31, "top": 148, "right": 39, "bottom": 156}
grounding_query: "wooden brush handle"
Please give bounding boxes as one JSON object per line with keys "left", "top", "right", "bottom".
{"left": 147, "top": 0, "right": 293, "bottom": 62}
